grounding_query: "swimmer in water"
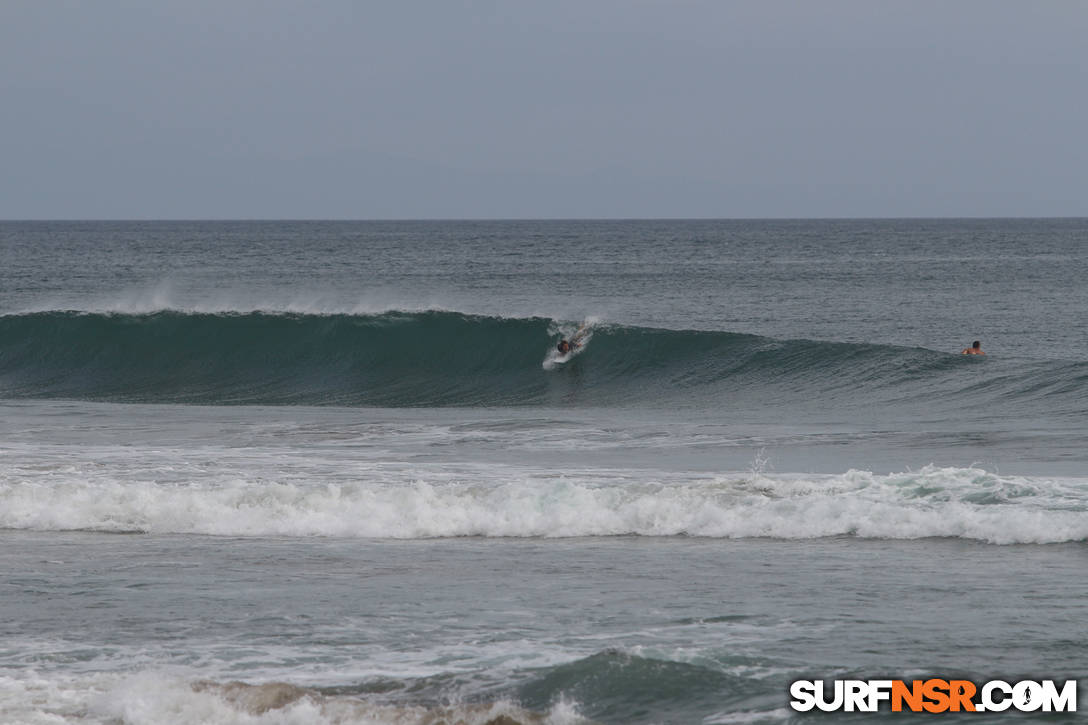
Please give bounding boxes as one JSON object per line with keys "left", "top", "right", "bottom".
{"left": 961, "top": 340, "right": 984, "bottom": 355}
{"left": 557, "top": 339, "right": 576, "bottom": 355}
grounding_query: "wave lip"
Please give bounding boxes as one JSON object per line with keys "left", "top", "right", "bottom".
{"left": 2, "top": 466, "right": 1084, "bottom": 544}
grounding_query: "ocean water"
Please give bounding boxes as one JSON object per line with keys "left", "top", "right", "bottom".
{"left": 0, "top": 219, "right": 1086, "bottom": 724}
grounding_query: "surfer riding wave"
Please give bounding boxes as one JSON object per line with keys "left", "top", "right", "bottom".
{"left": 557, "top": 324, "right": 591, "bottom": 355}
{"left": 544, "top": 322, "right": 593, "bottom": 370}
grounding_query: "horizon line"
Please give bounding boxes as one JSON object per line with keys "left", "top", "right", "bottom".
{"left": 2, "top": 215, "right": 1087, "bottom": 223}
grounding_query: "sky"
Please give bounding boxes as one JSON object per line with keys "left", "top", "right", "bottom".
{"left": 2, "top": 0, "right": 1086, "bottom": 219}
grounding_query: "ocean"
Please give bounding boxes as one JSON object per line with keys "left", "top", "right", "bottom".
{"left": 1, "top": 219, "right": 1085, "bottom": 724}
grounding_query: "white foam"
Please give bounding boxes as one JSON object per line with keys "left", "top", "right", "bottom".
{"left": 1, "top": 459, "right": 1085, "bottom": 544}
{"left": 0, "top": 671, "right": 589, "bottom": 725}
{"left": 0, "top": 671, "right": 112, "bottom": 725}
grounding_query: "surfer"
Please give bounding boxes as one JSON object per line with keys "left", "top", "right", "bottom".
{"left": 557, "top": 324, "right": 591, "bottom": 355}
{"left": 961, "top": 340, "right": 984, "bottom": 355}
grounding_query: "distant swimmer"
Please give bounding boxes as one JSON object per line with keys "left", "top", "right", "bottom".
{"left": 961, "top": 340, "right": 985, "bottom": 355}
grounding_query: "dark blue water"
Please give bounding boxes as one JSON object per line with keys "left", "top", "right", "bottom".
{"left": 1, "top": 220, "right": 1085, "bottom": 724}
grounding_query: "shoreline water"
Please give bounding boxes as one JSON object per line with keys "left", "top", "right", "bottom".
{"left": 3, "top": 531, "right": 1084, "bottom": 724}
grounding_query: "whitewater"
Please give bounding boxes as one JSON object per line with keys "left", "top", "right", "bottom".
{"left": 2, "top": 401, "right": 1085, "bottom": 545}
{"left": 1, "top": 219, "right": 1085, "bottom": 724}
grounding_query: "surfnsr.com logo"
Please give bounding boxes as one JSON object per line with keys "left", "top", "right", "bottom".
{"left": 789, "top": 679, "right": 1077, "bottom": 713}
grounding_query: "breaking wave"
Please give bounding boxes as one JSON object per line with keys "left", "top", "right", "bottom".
{"left": 1, "top": 309, "right": 1085, "bottom": 411}
{"left": 2, "top": 466, "right": 1084, "bottom": 544}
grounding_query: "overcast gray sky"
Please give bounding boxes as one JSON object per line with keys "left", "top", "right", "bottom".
{"left": 2, "top": 1, "right": 1085, "bottom": 218}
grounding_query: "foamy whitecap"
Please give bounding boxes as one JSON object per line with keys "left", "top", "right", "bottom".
{"left": 1, "top": 465, "right": 1084, "bottom": 544}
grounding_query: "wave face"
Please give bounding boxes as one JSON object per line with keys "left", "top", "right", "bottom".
{"left": 1, "top": 309, "right": 1086, "bottom": 410}
{"left": 0, "top": 310, "right": 551, "bottom": 406}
